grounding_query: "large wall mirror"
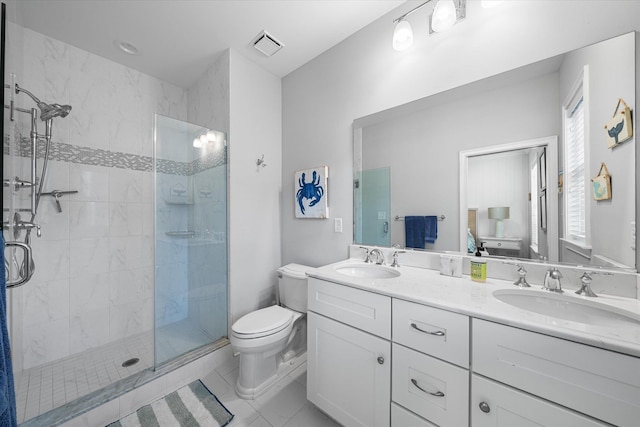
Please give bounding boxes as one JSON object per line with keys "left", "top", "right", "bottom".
{"left": 354, "top": 32, "right": 636, "bottom": 271}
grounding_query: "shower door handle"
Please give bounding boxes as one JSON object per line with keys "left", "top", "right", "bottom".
{"left": 5, "top": 241, "right": 33, "bottom": 288}
{"left": 383, "top": 221, "right": 389, "bottom": 234}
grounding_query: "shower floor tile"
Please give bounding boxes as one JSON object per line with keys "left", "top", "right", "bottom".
{"left": 15, "top": 318, "right": 212, "bottom": 424}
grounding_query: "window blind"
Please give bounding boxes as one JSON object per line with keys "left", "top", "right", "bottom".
{"left": 565, "top": 97, "right": 585, "bottom": 243}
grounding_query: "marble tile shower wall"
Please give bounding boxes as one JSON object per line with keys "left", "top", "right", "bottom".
{"left": 8, "top": 28, "right": 188, "bottom": 369}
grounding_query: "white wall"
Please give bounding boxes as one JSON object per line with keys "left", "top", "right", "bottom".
{"left": 282, "top": 1, "right": 640, "bottom": 267}
{"left": 228, "top": 50, "right": 282, "bottom": 324}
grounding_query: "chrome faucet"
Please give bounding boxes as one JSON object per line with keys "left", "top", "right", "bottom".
{"left": 391, "top": 250, "right": 405, "bottom": 268}
{"left": 575, "top": 271, "right": 613, "bottom": 297}
{"left": 359, "top": 246, "right": 372, "bottom": 263}
{"left": 575, "top": 272, "right": 597, "bottom": 297}
{"left": 543, "top": 268, "right": 563, "bottom": 293}
{"left": 513, "top": 264, "right": 531, "bottom": 288}
{"left": 369, "top": 248, "right": 385, "bottom": 265}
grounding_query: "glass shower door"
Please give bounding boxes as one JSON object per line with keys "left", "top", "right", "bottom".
{"left": 153, "top": 114, "right": 228, "bottom": 366}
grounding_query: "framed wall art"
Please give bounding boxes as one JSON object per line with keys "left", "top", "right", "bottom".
{"left": 295, "top": 166, "right": 329, "bottom": 218}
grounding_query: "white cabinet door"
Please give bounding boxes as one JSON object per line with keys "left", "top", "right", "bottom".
{"left": 471, "top": 375, "right": 607, "bottom": 426}
{"left": 307, "top": 311, "right": 391, "bottom": 427}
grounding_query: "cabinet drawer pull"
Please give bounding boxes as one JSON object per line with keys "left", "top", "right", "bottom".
{"left": 377, "top": 356, "right": 385, "bottom": 365}
{"left": 411, "top": 379, "right": 445, "bottom": 397}
{"left": 479, "top": 401, "right": 491, "bottom": 413}
{"left": 411, "top": 323, "right": 445, "bottom": 337}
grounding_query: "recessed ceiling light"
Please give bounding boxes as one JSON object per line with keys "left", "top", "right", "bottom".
{"left": 116, "top": 40, "right": 141, "bottom": 56}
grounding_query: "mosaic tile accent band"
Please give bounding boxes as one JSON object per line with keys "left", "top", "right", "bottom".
{"left": 3, "top": 135, "right": 227, "bottom": 176}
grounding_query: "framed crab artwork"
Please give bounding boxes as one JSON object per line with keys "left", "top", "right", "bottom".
{"left": 295, "top": 166, "right": 329, "bottom": 218}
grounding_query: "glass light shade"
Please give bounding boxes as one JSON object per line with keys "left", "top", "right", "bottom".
{"left": 432, "top": 0, "right": 457, "bottom": 33}
{"left": 393, "top": 19, "right": 413, "bottom": 51}
{"left": 192, "top": 137, "right": 203, "bottom": 148}
{"left": 206, "top": 130, "right": 217, "bottom": 142}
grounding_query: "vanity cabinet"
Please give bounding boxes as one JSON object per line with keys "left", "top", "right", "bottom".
{"left": 307, "top": 275, "right": 640, "bottom": 427}
{"left": 473, "top": 319, "right": 640, "bottom": 427}
{"left": 307, "top": 278, "right": 391, "bottom": 427}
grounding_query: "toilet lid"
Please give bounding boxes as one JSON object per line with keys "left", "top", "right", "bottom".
{"left": 232, "top": 305, "right": 293, "bottom": 338}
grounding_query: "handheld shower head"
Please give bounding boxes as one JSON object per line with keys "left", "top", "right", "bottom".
{"left": 40, "top": 103, "right": 72, "bottom": 121}
{"left": 15, "top": 83, "right": 72, "bottom": 121}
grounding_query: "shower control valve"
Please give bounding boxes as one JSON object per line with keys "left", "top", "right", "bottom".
{"left": 14, "top": 220, "right": 41, "bottom": 237}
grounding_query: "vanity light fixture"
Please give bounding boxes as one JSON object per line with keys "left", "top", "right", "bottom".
{"left": 392, "top": 18, "right": 414, "bottom": 51}
{"left": 392, "top": 0, "right": 466, "bottom": 51}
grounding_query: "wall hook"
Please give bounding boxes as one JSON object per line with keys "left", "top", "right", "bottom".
{"left": 256, "top": 154, "right": 267, "bottom": 168}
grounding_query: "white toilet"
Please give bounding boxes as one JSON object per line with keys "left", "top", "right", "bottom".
{"left": 230, "top": 263, "right": 311, "bottom": 399}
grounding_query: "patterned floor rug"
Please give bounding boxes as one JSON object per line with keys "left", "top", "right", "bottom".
{"left": 107, "top": 380, "right": 234, "bottom": 426}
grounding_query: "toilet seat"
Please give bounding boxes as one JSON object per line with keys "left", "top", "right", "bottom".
{"left": 232, "top": 305, "right": 294, "bottom": 339}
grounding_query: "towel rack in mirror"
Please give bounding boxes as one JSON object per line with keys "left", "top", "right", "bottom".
{"left": 395, "top": 215, "right": 446, "bottom": 221}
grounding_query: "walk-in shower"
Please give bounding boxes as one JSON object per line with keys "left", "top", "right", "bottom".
{"left": 2, "top": 12, "right": 229, "bottom": 424}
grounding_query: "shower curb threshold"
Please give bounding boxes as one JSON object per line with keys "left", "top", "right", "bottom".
{"left": 19, "top": 339, "right": 230, "bottom": 427}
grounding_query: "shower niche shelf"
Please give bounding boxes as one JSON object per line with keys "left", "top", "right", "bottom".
{"left": 164, "top": 200, "right": 193, "bottom": 206}
{"left": 165, "top": 231, "right": 196, "bottom": 238}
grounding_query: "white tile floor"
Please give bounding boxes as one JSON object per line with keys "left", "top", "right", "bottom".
{"left": 16, "top": 318, "right": 216, "bottom": 423}
{"left": 202, "top": 357, "right": 341, "bottom": 427}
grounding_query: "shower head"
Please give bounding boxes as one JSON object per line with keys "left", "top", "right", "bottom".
{"left": 39, "top": 103, "right": 72, "bottom": 121}
{"left": 14, "top": 83, "right": 72, "bottom": 121}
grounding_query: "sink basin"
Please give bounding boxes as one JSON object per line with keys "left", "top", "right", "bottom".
{"left": 334, "top": 263, "right": 401, "bottom": 279}
{"left": 493, "top": 289, "right": 640, "bottom": 327}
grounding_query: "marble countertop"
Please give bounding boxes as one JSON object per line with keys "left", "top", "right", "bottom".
{"left": 308, "top": 259, "right": 640, "bottom": 358}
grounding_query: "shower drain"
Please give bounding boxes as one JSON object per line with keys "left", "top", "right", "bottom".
{"left": 121, "top": 358, "right": 140, "bottom": 368}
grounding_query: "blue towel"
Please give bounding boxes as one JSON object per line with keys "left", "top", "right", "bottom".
{"left": 405, "top": 216, "right": 426, "bottom": 249}
{"left": 0, "top": 234, "right": 17, "bottom": 427}
{"left": 424, "top": 216, "right": 438, "bottom": 244}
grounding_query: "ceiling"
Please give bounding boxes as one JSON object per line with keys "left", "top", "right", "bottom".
{"left": 17, "top": 0, "right": 407, "bottom": 89}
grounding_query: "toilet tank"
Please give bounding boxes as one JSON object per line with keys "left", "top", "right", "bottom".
{"left": 277, "top": 263, "right": 312, "bottom": 313}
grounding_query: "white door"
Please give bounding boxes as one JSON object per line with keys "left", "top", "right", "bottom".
{"left": 307, "top": 311, "right": 391, "bottom": 427}
{"left": 471, "top": 375, "right": 607, "bottom": 426}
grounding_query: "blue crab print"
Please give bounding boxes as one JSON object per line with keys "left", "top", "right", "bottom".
{"left": 297, "top": 171, "right": 324, "bottom": 215}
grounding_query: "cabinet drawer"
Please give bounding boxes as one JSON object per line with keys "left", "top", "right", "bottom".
{"left": 392, "top": 299, "right": 469, "bottom": 367}
{"left": 473, "top": 319, "right": 640, "bottom": 427}
{"left": 392, "top": 343, "right": 468, "bottom": 426}
{"left": 481, "top": 240, "right": 520, "bottom": 250}
{"left": 391, "top": 403, "right": 437, "bottom": 427}
{"left": 308, "top": 277, "right": 391, "bottom": 339}
{"left": 471, "top": 375, "right": 606, "bottom": 426}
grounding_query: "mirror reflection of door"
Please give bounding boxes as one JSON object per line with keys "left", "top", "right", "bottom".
{"left": 361, "top": 167, "right": 391, "bottom": 247}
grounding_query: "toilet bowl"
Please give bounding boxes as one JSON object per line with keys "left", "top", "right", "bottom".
{"left": 230, "top": 263, "right": 311, "bottom": 399}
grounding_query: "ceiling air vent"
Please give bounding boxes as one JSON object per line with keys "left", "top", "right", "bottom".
{"left": 252, "top": 30, "right": 284, "bottom": 57}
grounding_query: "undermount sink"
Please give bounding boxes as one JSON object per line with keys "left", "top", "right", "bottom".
{"left": 493, "top": 289, "right": 640, "bottom": 327}
{"left": 334, "top": 263, "right": 401, "bottom": 279}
